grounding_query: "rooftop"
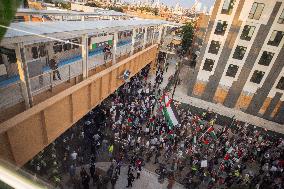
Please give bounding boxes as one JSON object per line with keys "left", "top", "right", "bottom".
{"left": 16, "top": 8, "right": 128, "bottom": 17}
{"left": 1, "top": 20, "right": 180, "bottom": 45}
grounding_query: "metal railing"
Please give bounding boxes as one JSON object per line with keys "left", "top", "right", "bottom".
{"left": 0, "top": 42, "right": 143, "bottom": 109}
{"left": 29, "top": 59, "right": 83, "bottom": 95}
{"left": 0, "top": 81, "right": 24, "bottom": 109}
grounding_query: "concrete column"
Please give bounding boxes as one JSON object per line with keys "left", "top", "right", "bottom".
{"left": 131, "top": 28, "right": 136, "bottom": 55}
{"left": 82, "top": 34, "right": 89, "bottom": 79}
{"left": 151, "top": 28, "right": 155, "bottom": 45}
{"left": 112, "top": 32, "right": 118, "bottom": 64}
{"left": 157, "top": 26, "right": 163, "bottom": 44}
{"left": 143, "top": 27, "right": 148, "bottom": 49}
{"left": 15, "top": 43, "right": 33, "bottom": 109}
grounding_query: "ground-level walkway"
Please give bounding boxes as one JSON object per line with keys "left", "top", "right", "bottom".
{"left": 159, "top": 63, "right": 284, "bottom": 134}
{"left": 62, "top": 162, "right": 185, "bottom": 189}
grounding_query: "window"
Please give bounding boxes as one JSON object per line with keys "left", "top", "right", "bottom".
{"left": 249, "top": 2, "right": 265, "bottom": 20}
{"left": 0, "top": 47, "right": 16, "bottom": 64}
{"left": 267, "top": 30, "right": 284, "bottom": 46}
{"left": 226, "top": 64, "right": 239, "bottom": 77}
{"left": 208, "top": 40, "right": 220, "bottom": 54}
{"left": 250, "top": 70, "right": 265, "bottom": 84}
{"left": 221, "top": 0, "right": 235, "bottom": 15}
{"left": 278, "top": 9, "right": 284, "bottom": 24}
{"left": 31, "top": 46, "right": 38, "bottom": 59}
{"left": 214, "top": 20, "right": 228, "bottom": 35}
{"left": 38, "top": 45, "right": 46, "bottom": 57}
{"left": 53, "top": 42, "right": 63, "bottom": 54}
{"left": 276, "top": 77, "right": 284, "bottom": 90}
{"left": 258, "top": 51, "right": 274, "bottom": 66}
{"left": 233, "top": 46, "right": 247, "bottom": 60}
{"left": 63, "top": 43, "right": 72, "bottom": 51}
{"left": 202, "top": 59, "right": 215, "bottom": 71}
{"left": 31, "top": 45, "right": 46, "bottom": 59}
{"left": 72, "top": 39, "right": 80, "bottom": 49}
{"left": 240, "top": 25, "right": 256, "bottom": 41}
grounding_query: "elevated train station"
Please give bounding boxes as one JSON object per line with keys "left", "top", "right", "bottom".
{"left": 0, "top": 19, "right": 179, "bottom": 167}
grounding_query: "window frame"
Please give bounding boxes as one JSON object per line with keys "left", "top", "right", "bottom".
{"left": 248, "top": 2, "right": 265, "bottom": 20}
{"left": 214, "top": 20, "right": 228, "bottom": 36}
{"left": 225, "top": 64, "right": 239, "bottom": 78}
{"left": 202, "top": 58, "right": 215, "bottom": 72}
{"left": 278, "top": 9, "right": 284, "bottom": 24}
{"left": 208, "top": 40, "right": 221, "bottom": 55}
{"left": 232, "top": 45, "right": 247, "bottom": 60}
{"left": 240, "top": 25, "right": 256, "bottom": 41}
{"left": 267, "top": 30, "right": 284, "bottom": 47}
{"left": 250, "top": 70, "right": 265, "bottom": 84}
{"left": 221, "top": 0, "right": 235, "bottom": 15}
{"left": 258, "top": 51, "right": 274, "bottom": 66}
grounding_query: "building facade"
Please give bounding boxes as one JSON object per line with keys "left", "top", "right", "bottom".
{"left": 188, "top": 0, "right": 284, "bottom": 124}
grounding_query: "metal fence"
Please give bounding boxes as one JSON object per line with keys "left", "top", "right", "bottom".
{"left": 0, "top": 41, "right": 142, "bottom": 109}
{"left": 0, "top": 81, "right": 23, "bottom": 109}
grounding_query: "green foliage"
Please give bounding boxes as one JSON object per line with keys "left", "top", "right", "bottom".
{"left": 109, "top": 6, "right": 123, "bottom": 13}
{"left": 60, "top": 2, "right": 71, "bottom": 10}
{"left": 138, "top": 6, "right": 159, "bottom": 15}
{"left": 153, "top": 7, "right": 158, "bottom": 15}
{"left": 55, "top": 2, "right": 71, "bottom": 10}
{"left": 0, "top": 180, "right": 13, "bottom": 189}
{"left": 0, "top": 0, "right": 23, "bottom": 41}
{"left": 85, "top": 2, "right": 100, "bottom": 7}
{"left": 181, "top": 22, "right": 195, "bottom": 55}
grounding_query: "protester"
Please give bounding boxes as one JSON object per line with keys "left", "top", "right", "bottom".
{"left": 49, "top": 56, "right": 61, "bottom": 80}
{"left": 103, "top": 44, "right": 112, "bottom": 61}
{"left": 27, "top": 61, "right": 284, "bottom": 189}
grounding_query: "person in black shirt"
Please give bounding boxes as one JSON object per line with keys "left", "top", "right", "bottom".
{"left": 49, "top": 56, "right": 61, "bottom": 80}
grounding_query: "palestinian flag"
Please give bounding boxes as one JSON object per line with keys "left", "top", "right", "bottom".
{"left": 199, "top": 126, "right": 217, "bottom": 141}
{"left": 127, "top": 117, "right": 133, "bottom": 127}
{"left": 162, "top": 95, "right": 180, "bottom": 130}
{"left": 224, "top": 147, "right": 234, "bottom": 161}
{"left": 202, "top": 138, "right": 210, "bottom": 145}
{"left": 208, "top": 126, "right": 217, "bottom": 140}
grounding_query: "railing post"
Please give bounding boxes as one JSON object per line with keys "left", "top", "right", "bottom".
{"left": 49, "top": 72, "right": 53, "bottom": 91}
{"left": 15, "top": 42, "right": 33, "bottom": 109}
{"left": 158, "top": 25, "right": 163, "bottom": 45}
{"left": 131, "top": 28, "right": 136, "bottom": 55}
{"left": 143, "top": 27, "right": 148, "bottom": 49}
{"left": 82, "top": 34, "right": 89, "bottom": 80}
{"left": 68, "top": 64, "right": 71, "bottom": 82}
{"left": 112, "top": 32, "right": 118, "bottom": 65}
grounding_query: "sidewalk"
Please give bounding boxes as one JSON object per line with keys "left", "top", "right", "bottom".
{"left": 160, "top": 63, "right": 284, "bottom": 134}
{"left": 62, "top": 162, "right": 184, "bottom": 189}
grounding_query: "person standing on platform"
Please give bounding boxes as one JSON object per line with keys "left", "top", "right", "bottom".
{"left": 49, "top": 56, "right": 61, "bottom": 80}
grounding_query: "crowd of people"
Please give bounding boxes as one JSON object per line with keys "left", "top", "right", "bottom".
{"left": 26, "top": 57, "right": 284, "bottom": 189}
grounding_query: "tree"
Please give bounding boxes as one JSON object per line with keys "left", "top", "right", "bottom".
{"left": 153, "top": 7, "right": 158, "bottom": 15}
{"left": 0, "top": 0, "right": 23, "bottom": 41}
{"left": 60, "top": 2, "right": 71, "bottom": 10}
{"left": 180, "top": 22, "right": 195, "bottom": 56}
{"left": 109, "top": 6, "right": 123, "bottom": 13}
{"left": 85, "top": 2, "right": 99, "bottom": 7}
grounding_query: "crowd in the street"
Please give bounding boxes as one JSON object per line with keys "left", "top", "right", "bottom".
{"left": 26, "top": 56, "right": 284, "bottom": 189}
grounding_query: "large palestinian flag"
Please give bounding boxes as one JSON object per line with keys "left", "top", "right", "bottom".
{"left": 162, "top": 95, "right": 180, "bottom": 130}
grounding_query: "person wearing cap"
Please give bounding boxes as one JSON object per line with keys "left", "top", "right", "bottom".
{"left": 49, "top": 56, "right": 61, "bottom": 80}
